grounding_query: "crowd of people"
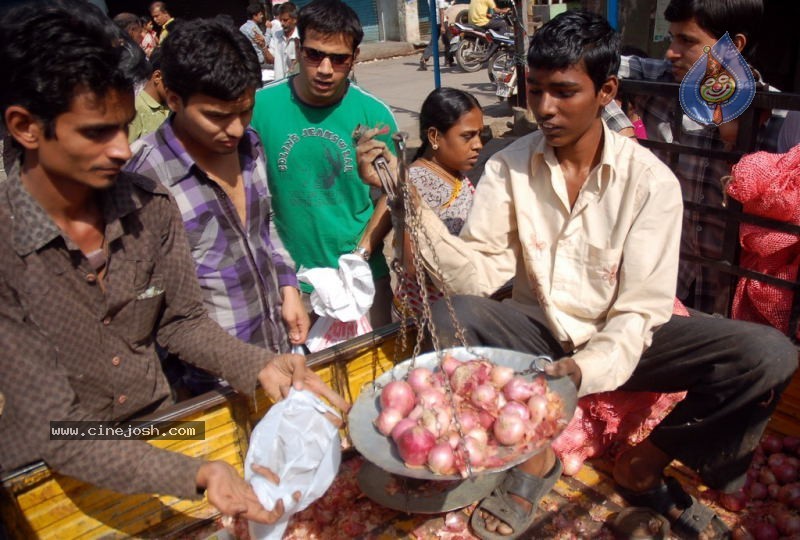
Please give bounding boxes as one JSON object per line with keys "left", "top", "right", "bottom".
{"left": 0, "top": 0, "right": 798, "bottom": 539}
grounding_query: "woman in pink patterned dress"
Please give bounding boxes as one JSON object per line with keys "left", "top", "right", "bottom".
{"left": 393, "top": 87, "right": 484, "bottom": 317}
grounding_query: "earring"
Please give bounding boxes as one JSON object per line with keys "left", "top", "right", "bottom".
{"left": 432, "top": 143, "right": 439, "bottom": 150}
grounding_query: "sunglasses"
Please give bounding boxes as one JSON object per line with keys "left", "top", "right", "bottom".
{"left": 301, "top": 46, "right": 354, "bottom": 69}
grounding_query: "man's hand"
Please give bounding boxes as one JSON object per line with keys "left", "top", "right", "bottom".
{"left": 280, "top": 286, "right": 309, "bottom": 345}
{"left": 258, "top": 354, "right": 350, "bottom": 416}
{"left": 196, "top": 460, "right": 286, "bottom": 524}
{"left": 355, "top": 126, "right": 398, "bottom": 189}
{"left": 543, "top": 356, "right": 582, "bottom": 390}
{"left": 253, "top": 32, "right": 266, "bottom": 48}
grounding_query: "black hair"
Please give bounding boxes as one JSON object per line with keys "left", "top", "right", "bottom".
{"left": 149, "top": 1, "right": 169, "bottom": 14}
{"left": 246, "top": 3, "right": 263, "bottom": 19}
{"left": 0, "top": 0, "right": 146, "bottom": 138}
{"left": 159, "top": 18, "right": 261, "bottom": 103}
{"left": 113, "top": 12, "right": 141, "bottom": 34}
{"left": 277, "top": 2, "right": 298, "bottom": 18}
{"left": 664, "top": 0, "right": 763, "bottom": 59}
{"left": 413, "top": 87, "right": 481, "bottom": 160}
{"left": 297, "top": 0, "right": 363, "bottom": 50}
{"left": 527, "top": 10, "right": 620, "bottom": 93}
{"left": 148, "top": 46, "right": 163, "bottom": 71}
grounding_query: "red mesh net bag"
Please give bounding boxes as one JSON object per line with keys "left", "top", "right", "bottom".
{"left": 552, "top": 299, "right": 689, "bottom": 475}
{"left": 727, "top": 145, "right": 800, "bottom": 340}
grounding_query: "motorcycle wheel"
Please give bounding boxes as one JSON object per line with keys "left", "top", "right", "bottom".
{"left": 488, "top": 49, "right": 515, "bottom": 83}
{"left": 455, "top": 39, "right": 485, "bottom": 73}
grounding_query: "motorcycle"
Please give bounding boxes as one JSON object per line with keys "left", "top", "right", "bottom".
{"left": 451, "top": 10, "right": 514, "bottom": 73}
{"left": 488, "top": 47, "right": 517, "bottom": 100}
{"left": 487, "top": 4, "right": 527, "bottom": 101}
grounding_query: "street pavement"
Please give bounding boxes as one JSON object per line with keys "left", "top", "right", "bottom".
{"left": 353, "top": 51, "right": 518, "bottom": 148}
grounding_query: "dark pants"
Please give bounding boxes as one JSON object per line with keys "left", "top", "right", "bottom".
{"left": 482, "top": 16, "right": 509, "bottom": 35}
{"left": 432, "top": 296, "right": 798, "bottom": 491}
{"left": 422, "top": 25, "right": 454, "bottom": 65}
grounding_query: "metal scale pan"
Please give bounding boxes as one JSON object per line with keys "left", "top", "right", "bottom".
{"left": 348, "top": 346, "right": 578, "bottom": 512}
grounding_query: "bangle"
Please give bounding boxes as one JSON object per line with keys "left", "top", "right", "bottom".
{"left": 352, "top": 246, "right": 370, "bottom": 260}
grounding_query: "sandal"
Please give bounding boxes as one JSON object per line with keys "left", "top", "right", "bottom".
{"left": 616, "top": 476, "right": 731, "bottom": 539}
{"left": 470, "top": 457, "right": 562, "bottom": 540}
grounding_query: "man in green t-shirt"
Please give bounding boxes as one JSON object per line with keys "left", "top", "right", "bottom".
{"left": 251, "top": 0, "right": 397, "bottom": 329}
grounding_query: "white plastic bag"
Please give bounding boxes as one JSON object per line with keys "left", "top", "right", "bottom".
{"left": 244, "top": 389, "right": 341, "bottom": 540}
{"left": 298, "top": 254, "right": 375, "bottom": 352}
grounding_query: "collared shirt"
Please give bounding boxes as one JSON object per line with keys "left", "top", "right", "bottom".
{"left": 269, "top": 27, "right": 299, "bottom": 80}
{"left": 128, "top": 90, "right": 170, "bottom": 143}
{"left": 0, "top": 168, "right": 267, "bottom": 498}
{"left": 241, "top": 20, "right": 269, "bottom": 66}
{"left": 126, "top": 121, "right": 295, "bottom": 353}
{"left": 617, "top": 55, "right": 785, "bottom": 314}
{"left": 419, "top": 124, "right": 683, "bottom": 397}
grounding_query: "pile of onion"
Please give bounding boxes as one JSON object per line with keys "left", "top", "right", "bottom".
{"left": 374, "top": 354, "right": 566, "bottom": 477}
{"left": 717, "top": 434, "right": 800, "bottom": 540}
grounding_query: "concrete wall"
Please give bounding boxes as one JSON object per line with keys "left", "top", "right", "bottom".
{"left": 397, "top": 0, "right": 421, "bottom": 42}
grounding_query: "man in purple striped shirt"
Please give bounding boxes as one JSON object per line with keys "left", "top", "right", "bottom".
{"left": 126, "top": 19, "right": 308, "bottom": 367}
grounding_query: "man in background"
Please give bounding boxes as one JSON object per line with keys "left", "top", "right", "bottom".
{"left": 128, "top": 48, "right": 169, "bottom": 142}
{"left": 150, "top": 1, "right": 176, "bottom": 42}
{"left": 268, "top": 2, "right": 299, "bottom": 80}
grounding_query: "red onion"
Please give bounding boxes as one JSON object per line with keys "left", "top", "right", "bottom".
{"left": 396, "top": 426, "right": 436, "bottom": 467}
{"left": 768, "top": 453, "right": 788, "bottom": 469}
{"left": 380, "top": 380, "right": 416, "bottom": 417}
{"left": 477, "top": 410, "right": 495, "bottom": 430}
{"left": 455, "top": 409, "right": 480, "bottom": 432}
{"left": 427, "top": 442, "right": 456, "bottom": 475}
{"left": 471, "top": 383, "right": 498, "bottom": 411}
{"left": 407, "top": 367, "right": 434, "bottom": 393}
{"left": 719, "top": 490, "right": 747, "bottom": 512}
{"left": 493, "top": 411, "right": 526, "bottom": 446}
{"left": 447, "top": 430, "right": 461, "bottom": 449}
{"left": 759, "top": 467, "right": 777, "bottom": 486}
{"left": 463, "top": 435, "right": 486, "bottom": 467}
{"left": 562, "top": 454, "right": 584, "bottom": 476}
{"left": 490, "top": 365, "right": 515, "bottom": 388}
{"left": 748, "top": 481, "right": 768, "bottom": 500}
{"left": 501, "top": 401, "right": 531, "bottom": 420}
{"left": 443, "top": 511, "right": 467, "bottom": 532}
{"left": 783, "top": 436, "right": 800, "bottom": 454}
{"left": 374, "top": 407, "right": 405, "bottom": 436}
{"left": 773, "top": 462, "right": 798, "bottom": 484}
{"left": 420, "top": 407, "right": 452, "bottom": 439}
{"left": 417, "top": 388, "right": 447, "bottom": 409}
{"left": 503, "top": 377, "right": 535, "bottom": 402}
{"left": 528, "top": 394, "right": 548, "bottom": 425}
{"left": 778, "top": 483, "right": 800, "bottom": 504}
{"left": 767, "top": 483, "right": 781, "bottom": 500}
{"left": 441, "top": 354, "right": 462, "bottom": 376}
{"left": 750, "top": 521, "right": 779, "bottom": 540}
{"left": 761, "top": 434, "right": 783, "bottom": 455}
{"left": 774, "top": 510, "right": 800, "bottom": 536}
{"left": 391, "top": 418, "right": 417, "bottom": 442}
{"left": 466, "top": 427, "right": 489, "bottom": 446}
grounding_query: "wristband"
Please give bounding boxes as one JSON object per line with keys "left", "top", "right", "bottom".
{"left": 352, "top": 246, "right": 371, "bottom": 260}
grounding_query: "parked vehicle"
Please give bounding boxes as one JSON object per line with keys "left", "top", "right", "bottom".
{"left": 488, "top": 47, "right": 517, "bottom": 100}
{"left": 451, "top": 8, "right": 515, "bottom": 73}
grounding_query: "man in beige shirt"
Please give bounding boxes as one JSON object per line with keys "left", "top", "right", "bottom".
{"left": 358, "top": 10, "right": 797, "bottom": 540}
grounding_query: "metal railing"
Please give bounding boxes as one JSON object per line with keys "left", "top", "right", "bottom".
{"left": 619, "top": 79, "right": 800, "bottom": 342}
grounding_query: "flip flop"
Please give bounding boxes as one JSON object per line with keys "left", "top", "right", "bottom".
{"left": 616, "top": 476, "right": 731, "bottom": 540}
{"left": 470, "top": 457, "right": 562, "bottom": 540}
